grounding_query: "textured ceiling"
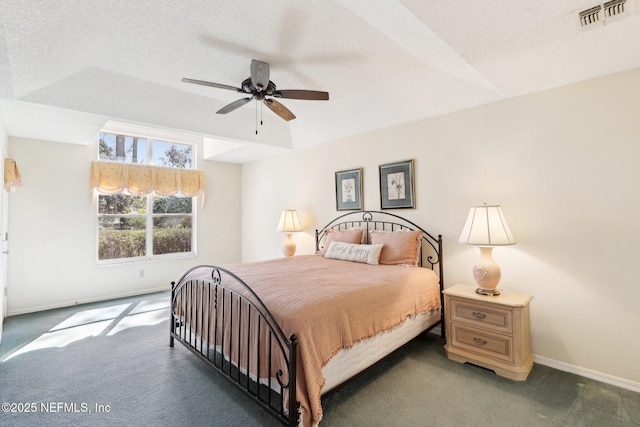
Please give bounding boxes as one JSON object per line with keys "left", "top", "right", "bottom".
{"left": 1, "top": 0, "right": 639, "bottom": 163}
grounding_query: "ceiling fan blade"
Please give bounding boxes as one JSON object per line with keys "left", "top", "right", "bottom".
{"left": 250, "top": 60, "right": 270, "bottom": 92}
{"left": 264, "top": 98, "right": 296, "bottom": 121}
{"left": 182, "top": 78, "right": 242, "bottom": 93}
{"left": 272, "top": 90, "right": 329, "bottom": 101}
{"left": 216, "top": 98, "right": 251, "bottom": 114}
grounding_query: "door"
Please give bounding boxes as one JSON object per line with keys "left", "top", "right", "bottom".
{"left": 0, "top": 183, "right": 7, "bottom": 340}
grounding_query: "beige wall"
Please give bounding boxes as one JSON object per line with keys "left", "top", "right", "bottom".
{"left": 241, "top": 68, "right": 640, "bottom": 388}
{"left": 7, "top": 136, "right": 242, "bottom": 313}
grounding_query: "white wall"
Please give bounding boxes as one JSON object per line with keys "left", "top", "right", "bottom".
{"left": 7, "top": 136, "right": 242, "bottom": 314}
{"left": 241, "top": 68, "right": 640, "bottom": 387}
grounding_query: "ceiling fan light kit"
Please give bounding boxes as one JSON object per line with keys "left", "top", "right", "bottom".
{"left": 182, "top": 59, "right": 329, "bottom": 132}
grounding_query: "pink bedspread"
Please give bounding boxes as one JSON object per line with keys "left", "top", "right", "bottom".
{"left": 183, "top": 255, "right": 440, "bottom": 426}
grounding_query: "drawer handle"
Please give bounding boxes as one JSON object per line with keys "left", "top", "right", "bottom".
{"left": 473, "top": 337, "right": 487, "bottom": 346}
{"left": 472, "top": 311, "right": 486, "bottom": 320}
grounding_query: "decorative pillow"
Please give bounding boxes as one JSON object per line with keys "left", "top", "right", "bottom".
{"left": 370, "top": 230, "right": 423, "bottom": 267}
{"left": 320, "top": 228, "right": 366, "bottom": 255}
{"left": 324, "top": 241, "right": 384, "bottom": 265}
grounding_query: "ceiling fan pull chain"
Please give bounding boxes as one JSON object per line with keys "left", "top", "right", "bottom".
{"left": 255, "top": 100, "right": 258, "bottom": 135}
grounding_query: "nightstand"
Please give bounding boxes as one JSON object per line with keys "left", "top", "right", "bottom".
{"left": 443, "top": 284, "right": 533, "bottom": 381}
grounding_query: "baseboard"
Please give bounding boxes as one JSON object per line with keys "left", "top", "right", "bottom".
{"left": 534, "top": 355, "right": 640, "bottom": 393}
{"left": 6, "top": 286, "right": 170, "bottom": 316}
{"left": 432, "top": 328, "right": 639, "bottom": 393}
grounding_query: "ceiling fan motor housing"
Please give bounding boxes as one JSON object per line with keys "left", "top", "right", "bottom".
{"left": 241, "top": 78, "right": 276, "bottom": 100}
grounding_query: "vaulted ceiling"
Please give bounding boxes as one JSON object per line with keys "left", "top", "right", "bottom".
{"left": 1, "top": 0, "right": 639, "bottom": 163}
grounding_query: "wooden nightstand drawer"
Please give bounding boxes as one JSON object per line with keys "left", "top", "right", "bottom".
{"left": 444, "top": 285, "right": 533, "bottom": 381}
{"left": 450, "top": 298, "right": 512, "bottom": 334}
{"left": 450, "top": 323, "right": 513, "bottom": 364}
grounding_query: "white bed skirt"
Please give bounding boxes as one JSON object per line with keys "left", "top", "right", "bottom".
{"left": 322, "top": 309, "right": 441, "bottom": 393}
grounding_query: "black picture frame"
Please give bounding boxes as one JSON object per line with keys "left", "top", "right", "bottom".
{"left": 379, "top": 159, "right": 415, "bottom": 209}
{"left": 335, "top": 168, "right": 363, "bottom": 211}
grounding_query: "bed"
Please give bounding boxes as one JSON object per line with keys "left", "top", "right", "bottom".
{"left": 169, "top": 210, "right": 444, "bottom": 426}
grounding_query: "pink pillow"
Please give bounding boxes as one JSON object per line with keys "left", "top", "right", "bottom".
{"left": 320, "top": 228, "right": 366, "bottom": 255}
{"left": 370, "top": 230, "right": 423, "bottom": 266}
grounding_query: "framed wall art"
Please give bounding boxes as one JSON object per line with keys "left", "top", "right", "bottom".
{"left": 379, "top": 159, "right": 415, "bottom": 209}
{"left": 335, "top": 168, "right": 363, "bottom": 211}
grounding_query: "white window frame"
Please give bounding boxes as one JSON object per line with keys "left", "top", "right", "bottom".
{"left": 96, "top": 130, "right": 198, "bottom": 265}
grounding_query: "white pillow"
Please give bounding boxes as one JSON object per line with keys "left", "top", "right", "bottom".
{"left": 324, "top": 241, "right": 384, "bottom": 265}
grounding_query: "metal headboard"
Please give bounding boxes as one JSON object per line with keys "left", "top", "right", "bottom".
{"left": 315, "top": 210, "right": 443, "bottom": 271}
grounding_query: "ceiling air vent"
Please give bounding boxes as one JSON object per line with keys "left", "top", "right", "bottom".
{"left": 579, "top": 5, "right": 602, "bottom": 26}
{"left": 603, "top": 0, "right": 627, "bottom": 17}
{"left": 579, "top": 0, "right": 631, "bottom": 28}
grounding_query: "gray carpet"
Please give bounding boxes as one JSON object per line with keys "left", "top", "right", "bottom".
{"left": 0, "top": 291, "right": 638, "bottom": 427}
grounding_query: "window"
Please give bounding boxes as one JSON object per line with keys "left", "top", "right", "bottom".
{"left": 96, "top": 132, "right": 197, "bottom": 263}
{"left": 99, "top": 133, "right": 193, "bottom": 168}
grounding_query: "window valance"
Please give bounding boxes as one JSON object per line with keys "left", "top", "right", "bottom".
{"left": 4, "top": 158, "right": 23, "bottom": 192}
{"left": 90, "top": 161, "right": 205, "bottom": 202}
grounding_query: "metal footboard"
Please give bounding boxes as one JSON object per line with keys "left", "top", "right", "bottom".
{"left": 169, "top": 265, "right": 299, "bottom": 426}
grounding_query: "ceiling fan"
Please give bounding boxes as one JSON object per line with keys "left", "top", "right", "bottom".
{"left": 182, "top": 59, "right": 329, "bottom": 122}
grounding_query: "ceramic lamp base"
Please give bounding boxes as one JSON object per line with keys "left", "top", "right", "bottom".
{"left": 282, "top": 233, "right": 296, "bottom": 257}
{"left": 473, "top": 246, "right": 502, "bottom": 296}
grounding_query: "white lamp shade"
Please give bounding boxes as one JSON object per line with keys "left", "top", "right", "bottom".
{"left": 458, "top": 204, "right": 515, "bottom": 246}
{"left": 276, "top": 210, "right": 303, "bottom": 233}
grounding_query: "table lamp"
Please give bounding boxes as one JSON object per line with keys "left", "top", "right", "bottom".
{"left": 458, "top": 204, "right": 516, "bottom": 295}
{"left": 276, "top": 209, "right": 302, "bottom": 257}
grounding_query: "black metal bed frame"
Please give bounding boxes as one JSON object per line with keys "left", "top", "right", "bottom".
{"left": 169, "top": 210, "right": 443, "bottom": 426}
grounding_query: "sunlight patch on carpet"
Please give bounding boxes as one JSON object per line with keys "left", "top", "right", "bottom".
{"left": 1, "top": 297, "right": 169, "bottom": 362}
